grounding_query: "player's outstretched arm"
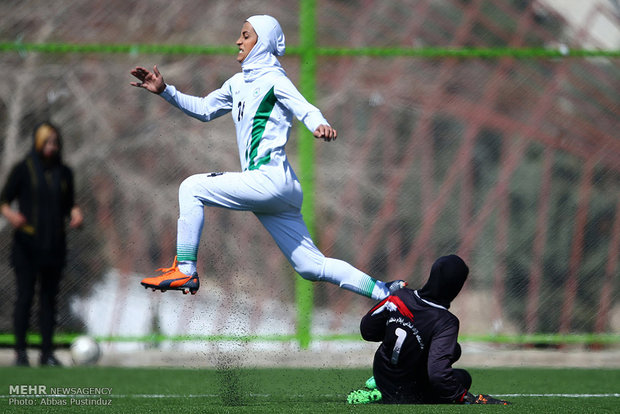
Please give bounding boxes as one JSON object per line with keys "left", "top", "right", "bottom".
{"left": 313, "top": 124, "right": 337, "bottom": 142}
{"left": 130, "top": 65, "right": 166, "bottom": 94}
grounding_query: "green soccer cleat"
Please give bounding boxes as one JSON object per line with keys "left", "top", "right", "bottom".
{"left": 347, "top": 388, "right": 382, "bottom": 405}
{"left": 365, "top": 376, "right": 377, "bottom": 390}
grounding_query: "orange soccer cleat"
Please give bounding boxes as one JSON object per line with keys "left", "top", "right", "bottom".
{"left": 140, "top": 256, "right": 199, "bottom": 295}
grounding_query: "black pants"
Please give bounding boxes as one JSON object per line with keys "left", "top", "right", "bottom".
{"left": 377, "top": 368, "right": 472, "bottom": 404}
{"left": 13, "top": 249, "right": 63, "bottom": 355}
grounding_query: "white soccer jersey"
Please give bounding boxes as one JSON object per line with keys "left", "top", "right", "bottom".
{"left": 160, "top": 70, "right": 328, "bottom": 172}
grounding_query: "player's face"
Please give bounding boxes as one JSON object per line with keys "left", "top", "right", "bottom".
{"left": 236, "top": 22, "right": 258, "bottom": 63}
{"left": 42, "top": 132, "right": 60, "bottom": 159}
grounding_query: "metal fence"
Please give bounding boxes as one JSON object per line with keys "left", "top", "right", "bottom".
{"left": 0, "top": 0, "right": 618, "bottom": 348}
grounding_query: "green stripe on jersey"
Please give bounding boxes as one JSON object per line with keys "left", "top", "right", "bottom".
{"left": 247, "top": 86, "right": 277, "bottom": 170}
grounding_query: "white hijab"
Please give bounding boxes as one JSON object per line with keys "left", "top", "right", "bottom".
{"left": 242, "top": 15, "right": 286, "bottom": 81}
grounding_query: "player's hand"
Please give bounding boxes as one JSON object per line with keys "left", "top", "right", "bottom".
{"left": 313, "top": 124, "right": 337, "bottom": 142}
{"left": 8, "top": 211, "right": 28, "bottom": 229}
{"left": 463, "top": 392, "right": 511, "bottom": 405}
{"left": 69, "top": 206, "right": 84, "bottom": 229}
{"left": 130, "top": 65, "right": 166, "bottom": 94}
{"left": 1, "top": 205, "right": 27, "bottom": 229}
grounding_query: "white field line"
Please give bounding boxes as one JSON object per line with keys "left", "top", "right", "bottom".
{"left": 2, "top": 393, "right": 619, "bottom": 399}
{"left": 497, "top": 394, "right": 620, "bottom": 398}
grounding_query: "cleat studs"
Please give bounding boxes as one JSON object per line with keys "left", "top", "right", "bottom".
{"left": 161, "top": 290, "right": 166, "bottom": 293}
{"left": 182, "top": 289, "right": 188, "bottom": 295}
{"left": 191, "top": 290, "right": 197, "bottom": 295}
{"left": 152, "top": 288, "right": 156, "bottom": 292}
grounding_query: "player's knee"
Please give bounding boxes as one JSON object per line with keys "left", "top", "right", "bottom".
{"left": 453, "top": 368, "right": 472, "bottom": 390}
{"left": 179, "top": 175, "right": 207, "bottom": 204}
{"left": 179, "top": 175, "right": 197, "bottom": 196}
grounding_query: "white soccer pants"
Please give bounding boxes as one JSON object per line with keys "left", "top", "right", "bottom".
{"left": 176, "top": 168, "right": 387, "bottom": 299}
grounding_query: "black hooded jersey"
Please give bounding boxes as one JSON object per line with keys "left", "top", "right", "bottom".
{"left": 360, "top": 288, "right": 468, "bottom": 404}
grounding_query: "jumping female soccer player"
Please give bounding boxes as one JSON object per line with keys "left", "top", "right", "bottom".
{"left": 130, "top": 15, "right": 405, "bottom": 299}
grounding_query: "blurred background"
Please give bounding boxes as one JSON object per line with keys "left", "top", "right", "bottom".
{"left": 0, "top": 0, "right": 618, "bottom": 354}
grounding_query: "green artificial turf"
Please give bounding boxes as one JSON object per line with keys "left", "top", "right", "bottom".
{"left": 0, "top": 366, "right": 618, "bottom": 413}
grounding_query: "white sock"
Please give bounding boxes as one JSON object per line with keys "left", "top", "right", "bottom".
{"left": 371, "top": 281, "right": 389, "bottom": 300}
{"left": 321, "top": 258, "right": 386, "bottom": 299}
{"left": 178, "top": 260, "right": 197, "bottom": 276}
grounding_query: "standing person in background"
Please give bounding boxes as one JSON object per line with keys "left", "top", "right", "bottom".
{"left": 349, "top": 255, "right": 510, "bottom": 405}
{"left": 1, "top": 121, "right": 83, "bottom": 367}
{"left": 130, "top": 15, "right": 406, "bottom": 301}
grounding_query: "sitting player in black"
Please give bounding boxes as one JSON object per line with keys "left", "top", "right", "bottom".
{"left": 350, "top": 254, "right": 510, "bottom": 405}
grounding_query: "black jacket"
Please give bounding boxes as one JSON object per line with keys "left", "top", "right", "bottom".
{"left": 1, "top": 150, "right": 75, "bottom": 267}
{"left": 360, "top": 255, "right": 469, "bottom": 404}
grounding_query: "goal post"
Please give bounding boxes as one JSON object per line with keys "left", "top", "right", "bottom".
{"left": 296, "top": 0, "right": 319, "bottom": 349}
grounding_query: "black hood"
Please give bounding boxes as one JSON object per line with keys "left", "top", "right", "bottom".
{"left": 32, "top": 121, "right": 63, "bottom": 166}
{"left": 417, "top": 254, "right": 469, "bottom": 309}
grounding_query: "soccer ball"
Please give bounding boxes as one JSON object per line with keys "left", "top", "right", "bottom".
{"left": 70, "top": 336, "right": 101, "bottom": 366}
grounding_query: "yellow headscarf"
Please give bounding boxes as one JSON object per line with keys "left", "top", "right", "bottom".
{"left": 34, "top": 123, "right": 57, "bottom": 152}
